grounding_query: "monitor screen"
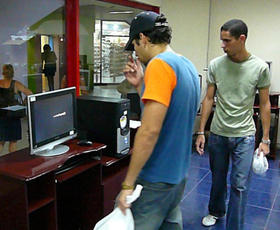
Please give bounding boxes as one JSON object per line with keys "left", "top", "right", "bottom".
{"left": 27, "top": 87, "right": 77, "bottom": 156}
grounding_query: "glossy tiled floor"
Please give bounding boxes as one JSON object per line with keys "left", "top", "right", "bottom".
{"left": 181, "top": 150, "right": 280, "bottom": 230}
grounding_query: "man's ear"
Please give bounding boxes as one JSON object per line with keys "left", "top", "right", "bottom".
{"left": 139, "top": 33, "right": 149, "bottom": 44}
{"left": 139, "top": 33, "right": 145, "bottom": 39}
{"left": 240, "top": 34, "right": 246, "bottom": 42}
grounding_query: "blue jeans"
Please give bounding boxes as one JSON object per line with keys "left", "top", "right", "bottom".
{"left": 207, "top": 133, "right": 255, "bottom": 230}
{"left": 131, "top": 178, "right": 186, "bottom": 230}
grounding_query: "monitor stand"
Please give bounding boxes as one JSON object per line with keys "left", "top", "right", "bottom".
{"left": 35, "top": 145, "right": 70, "bottom": 157}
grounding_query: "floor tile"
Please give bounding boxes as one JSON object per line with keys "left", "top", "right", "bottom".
{"left": 190, "top": 154, "right": 210, "bottom": 169}
{"left": 251, "top": 168, "right": 280, "bottom": 181}
{"left": 181, "top": 193, "right": 209, "bottom": 215}
{"left": 244, "top": 205, "right": 270, "bottom": 227}
{"left": 267, "top": 158, "right": 280, "bottom": 170}
{"left": 272, "top": 195, "right": 280, "bottom": 211}
{"left": 181, "top": 150, "right": 280, "bottom": 230}
{"left": 249, "top": 177, "right": 280, "bottom": 195}
{"left": 184, "top": 178, "right": 201, "bottom": 197}
{"left": 192, "top": 180, "right": 212, "bottom": 196}
{"left": 187, "top": 167, "right": 210, "bottom": 181}
{"left": 243, "top": 222, "right": 263, "bottom": 230}
{"left": 183, "top": 219, "right": 225, "bottom": 230}
{"left": 247, "top": 190, "right": 275, "bottom": 209}
{"left": 265, "top": 210, "right": 280, "bottom": 229}
{"left": 181, "top": 193, "right": 213, "bottom": 229}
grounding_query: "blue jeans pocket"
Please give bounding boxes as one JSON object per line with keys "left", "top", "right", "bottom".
{"left": 243, "top": 135, "right": 255, "bottom": 144}
{"left": 208, "top": 133, "right": 220, "bottom": 146}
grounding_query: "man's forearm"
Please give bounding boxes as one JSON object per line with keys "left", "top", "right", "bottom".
{"left": 260, "top": 100, "right": 271, "bottom": 139}
{"left": 199, "top": 98, "right": 214, "bottom": 132}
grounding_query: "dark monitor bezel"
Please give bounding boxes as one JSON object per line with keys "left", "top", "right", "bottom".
{"left": 27, "top": 87, "right": 77, "bottom": 156}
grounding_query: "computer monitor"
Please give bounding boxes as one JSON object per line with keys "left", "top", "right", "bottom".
{"left": 27, "top": 87, "right": 77, "bottom": 156}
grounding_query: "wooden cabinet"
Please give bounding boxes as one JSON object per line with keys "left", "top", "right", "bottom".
{"left": 101, "top": 154, "right": 130, "bottom": 216}
{"left": 56, "top": 161, "right": 103, "bottom": 230}
{"left": 28, "top": 173, "right": 57, "bottom": 230}
{"left": 0, "top": 140, "right": 107, "bottom": 230}
{"left": 0, "top": 140, "right": 131, "bottom": 229}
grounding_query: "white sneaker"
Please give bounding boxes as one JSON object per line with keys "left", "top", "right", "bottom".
{"left": 202, "top": 214, "right": 218, "bottom": 227}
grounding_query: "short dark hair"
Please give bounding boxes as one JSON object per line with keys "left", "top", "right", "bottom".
{"left": 43, "top": 44, "right": 51, "bottom": 51}
{"left": 221, "top": 19, "right": 248, "bottom": 39}
{"left": 135, "top": 14, "right": 172, "bottom": 45}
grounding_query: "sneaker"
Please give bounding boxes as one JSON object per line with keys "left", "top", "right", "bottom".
{"left": 202, "top": 214, "right": 218, "bottom": 227}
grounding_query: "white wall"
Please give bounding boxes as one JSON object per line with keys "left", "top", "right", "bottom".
{"left": 139, "top": 0, "right": 210, "bottom": 75}
{"left": 137, "top": 0, "right": 280, "bottom": 143}
{"left": 160, "top": 0, "right": 210, "bottom": 101}
{"left": 160, "top": 0, "right": 210, "bottom": 73}
{"left": 209, "top": 0, "right": 280, "bottom": 143}
{"left": 137, "top": 0, "right": 209, "bottom": 101}
{"left": 208, "top": 0, "right": 280, "bottom": 92}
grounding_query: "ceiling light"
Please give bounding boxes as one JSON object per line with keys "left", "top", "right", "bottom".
{"left": 109, "top": 11, "right": 134, "bottom": 14}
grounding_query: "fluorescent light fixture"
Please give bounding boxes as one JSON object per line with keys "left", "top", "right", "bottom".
{"left": 3, "top": 40, "right": 26, "bottom": 45}
{"left": 11, "top": 34, "right": 34, "bottom": 41}
{"left": 109, "top": 11, "right": 134, "bottom": 14}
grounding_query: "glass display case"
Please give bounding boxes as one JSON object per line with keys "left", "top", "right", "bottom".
{"left": 93, "top": 20, "right": 130, "bottom": 84}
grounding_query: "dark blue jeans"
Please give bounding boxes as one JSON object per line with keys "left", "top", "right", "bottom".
{"left": 207, "top": 133, "right": 255, "bottom": 230}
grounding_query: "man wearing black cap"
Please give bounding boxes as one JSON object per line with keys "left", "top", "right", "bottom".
{"left": 117, "top": 11, "right": 200, "bottom": 229}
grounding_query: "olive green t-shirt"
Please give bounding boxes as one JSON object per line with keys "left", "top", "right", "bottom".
{"left": 207, "top": 54, "right": 270, "bottom": 137}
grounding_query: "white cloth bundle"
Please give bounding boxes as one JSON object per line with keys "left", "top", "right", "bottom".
{"left": 93, "top": 184, "right": 143, "bottom": 230}
{"left": 252, "top": 148, "right": 269, "bottom": 175}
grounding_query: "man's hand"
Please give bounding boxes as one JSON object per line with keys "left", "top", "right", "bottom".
{"left": 258, "top": 142, "right": 270, "bottom": 156}
{"left": 117, "top": 189, "right": 133, "bottom": 215}
{"left": 195, "top": 135, "right": 205, "bottom": 155}
{"left": 123, "top": 56, "right": 144, "bottom": 88}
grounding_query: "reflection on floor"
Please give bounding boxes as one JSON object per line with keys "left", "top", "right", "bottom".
{"left": 182, "top": 150, "right": 280, "bottom": 230}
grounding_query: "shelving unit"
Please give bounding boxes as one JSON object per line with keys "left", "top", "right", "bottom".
{"left": 93, "top": 20, "right": 130, "bottom": 84}
{"left": 101, "top": 154, "right": 130, "bottom": 215}
{"left": 0, "top": 139, "right": 132, "bottom": 229}
{"left": 27, "top": 173, "right": 56, "bottom": 214}
{"left": 29, "top": 202, "right": 57, "bottom": 230}
{"left": 0, "top": 140, "right": 106, "bottom": 230}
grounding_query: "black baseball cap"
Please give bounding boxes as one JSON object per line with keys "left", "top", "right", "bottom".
{"left": 125, "top": 11, "right": 167, "bottom": 51}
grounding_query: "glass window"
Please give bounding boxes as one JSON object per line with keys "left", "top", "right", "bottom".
{"left": 79, "top": 0, "right": 142, "bottom": 97}
{"left": 98, "top": 20, "right": 130, "bottom": 84}
{"left": 0, "top": 0, "right": 66, "bottom": 154}
{"left": 0, "top": 0, "right": 66, "bottom": 93}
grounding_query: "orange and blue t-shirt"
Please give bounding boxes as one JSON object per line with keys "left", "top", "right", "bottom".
{"left": 139, "top": 51, "right": 200, "bottom": 184}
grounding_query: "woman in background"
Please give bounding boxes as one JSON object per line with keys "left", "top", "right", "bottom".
{"left": 41, "top": 44, "right": 57, "bottom": 91}
{"left": 0, "top": 64, "right": 32, "bottom": 154}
